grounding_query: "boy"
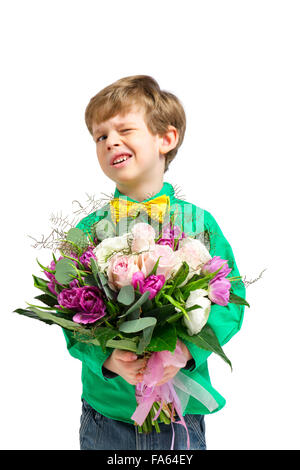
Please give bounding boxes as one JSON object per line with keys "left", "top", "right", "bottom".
{"left": 62, "top": 75, "right": 246, "bottom": 450}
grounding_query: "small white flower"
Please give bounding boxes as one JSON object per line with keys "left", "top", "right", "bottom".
{"left": 93, "top": 233, "right": 130, "bottom": 272}
{"left": 183, "top": 288, "right": 211, "bottom": 336}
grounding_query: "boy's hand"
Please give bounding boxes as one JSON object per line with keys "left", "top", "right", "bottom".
{"left": 155, "top": 340, "right": 192, "bottom": 387}
{"left": 103, "top": 349, "right": 147, "bottom": 386}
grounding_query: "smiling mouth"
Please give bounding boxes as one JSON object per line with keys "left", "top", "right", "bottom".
{"left": 112, "top": 155, "right": 133, "bottom": 166}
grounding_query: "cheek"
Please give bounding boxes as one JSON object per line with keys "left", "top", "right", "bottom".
{"left": 96, "top": 150, "right": 109, "bottom": 170}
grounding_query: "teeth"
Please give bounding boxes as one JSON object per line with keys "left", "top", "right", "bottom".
{"left": 113, "top": 155, "right": 131, "bottom": 164}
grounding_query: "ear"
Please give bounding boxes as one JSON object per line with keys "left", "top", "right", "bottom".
{"left": 159, "top": 125, "right": 179, "bottom": 155}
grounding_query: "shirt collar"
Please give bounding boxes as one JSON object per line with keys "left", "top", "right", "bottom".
{"left": 113, "top": 181, "right": 176, "bottom": 205}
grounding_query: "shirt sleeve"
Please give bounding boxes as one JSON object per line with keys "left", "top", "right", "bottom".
{"left": 62, "top": 328, "right": 116, "bottom": 381}
{"left": 181, "top": 210, "right": 246, "bottom": 372}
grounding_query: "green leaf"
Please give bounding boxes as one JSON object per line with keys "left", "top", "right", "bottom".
{"left": 147, "top": 323, "right": 177, "bottom": 352}
{"left": 119, "top": 291, "right": 150, "bottom": 318}
{"left": 181, "top": 277, "right": 209, "bottom": 299}
{"left": 90, "top": 258, "right": 101, "bottom": 288}
{"left": 127, "top": 308, "right": 140, "bottom": 321}
{"left": 34, "top": 294, "right": 58, "bottom": 307}
{"left": 136, "top": 324, "right": 155, "bottom": 355}
{"left": 94, "top": 327, "right": 120, "bottom": 353}
{"left": 147, "top": 304, "right": 176, "bottom": 323}
{"left": 117, "top": 285, "right": 135, "bottom": 305}
{"left": 54, "top": 258, "right": 78, "bottom": 285}
{"left": 172, "top": 261, "right": 189, "bottom": 288}
{"left": 147, "top": 256, "right": 161, "bottom": 276}
{"left": 119, "top": 316, "right": 157, "bottom": 333}
{"left": 33, "top": 275, "right": 50, "bottom": 290}
{"left": 14, "top": 307, "right": 89, "bottom": 333}
{"left": 162, "top": 294, "right": 190, "bottom": 320}
{"left": 106, "top": 338, "right": 138, "bottom": 352}
{"left": 177, "top": 323, "right": 232, "bottom": 369}
{"left": 82, "top": 273, "right": 98, "bottom": 287}
{"left": 229, "top": 292, "right": 250, "bottom": 307}
{"left": 66, "top": 227, "right": 89, "bottom": 252}
{"left": 94, "top": 268, "right": 116, "bottom": 301}
{"left": 105, "top": 301, "right": 118, "bottom": 315}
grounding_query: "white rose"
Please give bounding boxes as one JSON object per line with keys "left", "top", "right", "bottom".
{"left": 93, "top": 233, "right": 130, "bottom": 272}
{"left": 183, "top": 288, "right": 211, "bottom": 336}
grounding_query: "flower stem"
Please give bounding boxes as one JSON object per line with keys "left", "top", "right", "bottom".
{"left": 150, "top": 406, "right": 160, "bottom": 433}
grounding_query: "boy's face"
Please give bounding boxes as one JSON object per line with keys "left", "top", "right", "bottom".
{"left": 91, "top": 104, "right": 169, "bottom": 188}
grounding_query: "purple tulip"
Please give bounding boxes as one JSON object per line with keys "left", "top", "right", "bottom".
{"left": 72, "top": 286, "right": 106, "bottom": 324}
{"left": 72, "top": 312, "right": 105, "bottom": 325}
{"left": 202, "top": 256, "right": 232, "bottom": 280}
{"left": 57, "top": 288, "right": 81, "bottom": 309}
{"left": 47, "top": 281, "right": 57, "bottom": 295}
{"left": 79, "top": 247, "right": 96, "bottom": 269}
{"left": 132, "top": 271, "right": 165, "bottom": 299}
{"left": 157, "top": 223, "right": 186, "bottom": 251}
{"left": 69, "top": 279, "right": 80, "bottom": 289}
{"left": 78, "top": 286, "right": 105, "bottom": 313}
{"left": 44, "top": 258, "right": 62, "bottom": 282}
{"left": 156, "top": 238, "right": 174, "bottom": 249}
{"left": 208, "top": 277, "right": 231, "bottom": 306}
{"left": 132, "top": 271, "right": 145, "bottom": 291}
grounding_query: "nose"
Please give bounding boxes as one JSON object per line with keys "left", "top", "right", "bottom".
{"left": 106, "top": 130, "right": 121, "bottom": 150}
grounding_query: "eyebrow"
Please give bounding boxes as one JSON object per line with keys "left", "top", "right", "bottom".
{"left": 93, "top": 121, "right": 137, "bottom": 137}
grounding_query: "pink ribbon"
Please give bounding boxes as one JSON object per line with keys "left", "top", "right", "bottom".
{"left": 131, "top": 342, "right": 190, "bottom": 450}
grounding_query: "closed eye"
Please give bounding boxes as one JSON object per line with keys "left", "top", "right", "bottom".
{"left": 96, "top": 129, "right": 132, "bottom": 142}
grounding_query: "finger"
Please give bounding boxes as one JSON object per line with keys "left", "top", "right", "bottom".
{"left": 117, "top": 351, "right": 138, "bottom": 362}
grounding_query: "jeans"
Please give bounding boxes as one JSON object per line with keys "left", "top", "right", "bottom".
{"left": 80, "top": 398, "right": 206, "bottom": 451}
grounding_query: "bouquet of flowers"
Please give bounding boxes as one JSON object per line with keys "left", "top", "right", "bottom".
{"left": 15, "top": 216, "right": 249, "bottom": 448}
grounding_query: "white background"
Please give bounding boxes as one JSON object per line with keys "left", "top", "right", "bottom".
{"left": 1, "top": 0, "right": 299, "bottom": 450}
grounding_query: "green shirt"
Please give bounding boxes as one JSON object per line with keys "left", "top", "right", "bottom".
{"left": 62, "top": 182, "right": 245, "bottom": 422}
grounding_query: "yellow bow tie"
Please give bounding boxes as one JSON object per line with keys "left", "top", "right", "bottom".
{"left": 110, "top": 195, "right": 170, "bottom": 224}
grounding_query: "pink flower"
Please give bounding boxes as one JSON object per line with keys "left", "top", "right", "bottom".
{"left": 157, "top": 223, "right": 186, "bottom": 250}
{"left": 177, "top": 238, "right": 211, "bottom": 272}
{"left": 107, "top": 254, "right": 140, "bottom": 290}
{"left": 131, "top": 222, "right": 156, "bottom": 253}
{"left": 208, "top": 277, "right": 231, "bottom": 306}
{"left": 202, "top": 256, "right": 232, "bottom": 280}
{"left": 132, "top": 271, "right": 165, "bottom": 299}
{"left": 137, "top": 244, "right": 179, "bottom": 281}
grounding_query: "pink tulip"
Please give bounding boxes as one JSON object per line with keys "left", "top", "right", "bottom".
{"left": 202, "top": 256, "right": 232, "bottom": 280}
{"left": 132, "top": 271, "right": 165, "bottom": 299}
{"left": 208, "top": 277, "right": 231, "bottom": 306}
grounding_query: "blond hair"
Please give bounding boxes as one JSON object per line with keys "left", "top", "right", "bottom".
{"left": 85, "top": 75, "right": 186, "bottom": 172}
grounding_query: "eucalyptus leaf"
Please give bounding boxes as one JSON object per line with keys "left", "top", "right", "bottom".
{"left": 106, "top": 338, "right": 138, "bottom": 352}
{"left": 54, "top": 258, "right": 78, "bottom": 285}
{"left": 95, "top": 219, "right": 115, "bottom": 241}
{"left": 136, "top": 324, "right": 155, "bottom": 355}
{"left": 119, "top": 316, "right": 157, "bottom": 333}
{"left": 66, "top": 227, "right": 89, "bottom": 252}
{"left": 119, "top": 291, "right": 150, "bottom": 318}
{"left": 117, "top": 285, "right": 135, "bottom": 305}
